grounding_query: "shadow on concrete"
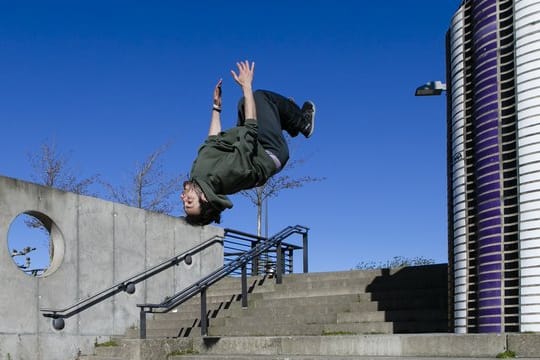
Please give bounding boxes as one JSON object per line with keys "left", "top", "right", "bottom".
{"left": 365, "top": 264, "right": 450, "bottom": 333}
{"left": 176, "top": 275, "right": 273, "bottom": 337}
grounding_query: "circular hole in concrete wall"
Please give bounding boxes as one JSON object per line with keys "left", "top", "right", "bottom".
{"left": 7, "top": 212, "right": 64, "bottom": 277}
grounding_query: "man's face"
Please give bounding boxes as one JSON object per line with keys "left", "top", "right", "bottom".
{"left": 181, "top": 183, "right": 203, "bottom": 216}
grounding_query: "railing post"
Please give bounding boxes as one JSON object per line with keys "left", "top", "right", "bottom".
{"left": 288, "top": 247, "right": 294, "bottom": 274}
{"left": 276, "top": 241, "right": 283, "bottom": 284}
{"left": 251, "top": 241, "right": 259, "bottom": 276}
{"left": 241, "top": 264, "right": 248, "bottom": 308}
{"left": 200, "top": 288, "right": 208, "bottom": 336}
{"left": 139, "top": 307, "right": 147, "bottom": 339}
{"left": 303, "top": 231, "right": 309, "bottom": 273}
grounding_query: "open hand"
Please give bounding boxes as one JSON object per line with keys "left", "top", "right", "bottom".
{"left": 231, "top": 60, "right": 255, "bottom": 89}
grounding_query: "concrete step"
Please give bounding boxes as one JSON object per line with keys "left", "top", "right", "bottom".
{"left": 83, "top": 333, "right": 540, "bottom": 359}
{"left": 93, "top": 346, "right": 123, "bottom": 358}
{"left": 368, "top": 287, "right": 447, "bottom": 298}
{"left": 179, "top": 294, "right": 242, "bottom": 308}
{"left": 150, "top": 302, "right": 354, "bottom": 330}
{"left": 203, "top": 268, "right": 435, "bottom": 295}
{"left": 365, "top": 293, "right": 446, "bottom": 311}
{"left": 280, "top": 270, "right": 389, "bottom": 283}
{"left": 187, "top": 334, "right": 513, "bottom": 357}
{"left": 148, "top": 295, "right": 380, "bottom": 324}
{"left": 338, "top": 309, "right": 447, "bottom": 323}
{"left": 133, "top": 321, "right": 394, "bottom": 339}
{"left": 248, "top": 292, "right": 372, "bottom": 305}
{"left": 160, "top": 293, "right": 377, "bottom": 321}
{"left": 208, "top": 308, "right": 446, "bottom": 328}
{"left": 208, "top": 321, "right": 393, "bottom": 337}
{"left": 294, "top": 271, "right": 445, "bottom": 284}
{"left": 185, "top": 291, "right": 446, "bottom": 316}
{"left": 126, "top": 320, "right": 448, "bottom": 340}
{"left": 243, "top": 286, "right": 446, "bottom": 301}
{"left": 181, "top": 284, "right": 371, "bottom": 307}
{"left": 145, "top": 309, "right": 447, "bottom": 337}
{"left": 205, "top": 276, "right": 275, "bottom": 295}
{"left": 200, "top": 264, "right": 445, "bottom": 286}
{"left": 81, "top": 339, "right": 142, "bottom": 359}
{"left": 247, "top": 287, "right": 367, "bottom": 299}
{"left": 176, "top": 287, "right": 446, "bottom": 314}
{"left": 390, "top": 321, "right": 449, "bottom": 333}
{"left": 172, "top": 356, "right": 503, "bottom": 360}
{"left": 92, "top": 338, "right": 195, "bottom": 357}
{"left": 210, "top": 311, "right": 339, "bottom": 328}
{"left": 209, "top": 314, "right": 446, "bottom": 334}
{"left": 202, "top": 271, "right": 380, "bottom": 297}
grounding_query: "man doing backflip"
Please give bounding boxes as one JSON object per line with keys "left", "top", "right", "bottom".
{"left": 181, "top": 60, "right": 315, "bottom": 225}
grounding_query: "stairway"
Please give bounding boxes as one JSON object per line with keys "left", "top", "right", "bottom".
{"left": 81, "top": 265, "right": 454, "bottom": 359}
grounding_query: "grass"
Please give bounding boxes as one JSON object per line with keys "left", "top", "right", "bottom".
{"left": 95, "top": 340, "right": 119, "bottom": 347}
{"left": 167, "top": 349, "right": 198, "bottom": 357}
{"left": 496, "top": 350, "right": 516, "bottom": 358}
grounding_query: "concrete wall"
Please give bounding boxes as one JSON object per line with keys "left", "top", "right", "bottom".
{"left": 0, "top": 175, "right": 223, "bottom": 360}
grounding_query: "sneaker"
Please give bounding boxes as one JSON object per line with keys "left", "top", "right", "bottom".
{"left": 300, "top": 101, "right": 316, "bottom": 138}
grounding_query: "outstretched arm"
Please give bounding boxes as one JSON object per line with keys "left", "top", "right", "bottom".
{"left": 231, "top": 60, "right": 256, "bottom": 122}
{"left": 208, "top": 79, "right": 222, "bottom": 136}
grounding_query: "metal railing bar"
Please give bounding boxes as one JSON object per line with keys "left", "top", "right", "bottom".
{"left": 224, "top": 238, "right": 300, "bottom": 256}
{"left": 224, "top": 245, "right": 248, "bottom": 253}
{"left": 41, "top": 235, "right": 223, "bottom": 319}
{"left": 223, "top": 249, "right": 246, "bottom": 256}
{"left": 223, "top": 238, "right": 251, "bottom": 247}
{"left": 223, "top": 228, "right": 267, "bottom": 241}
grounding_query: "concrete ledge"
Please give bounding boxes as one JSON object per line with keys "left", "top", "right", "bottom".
{"left": 400, "top": 333, "right": 506, "bottom": 357}
{"left": 282, "top": 335, "right": 403, "bottom": 356}
{"left": 106, "top": 338, "right": 194, "bottom": 360}
{"left": 507, "top": 333, "right": 540, "bottom": 358}
{"left": 190, "top": 333, "right": 517, "bottom": 357}
{"left": 103, "top": 333, "right": 540, "bottom": 359}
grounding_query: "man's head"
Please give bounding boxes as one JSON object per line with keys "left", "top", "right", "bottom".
{"left": 181, "top": 181, "right": 222, "bottom": 225}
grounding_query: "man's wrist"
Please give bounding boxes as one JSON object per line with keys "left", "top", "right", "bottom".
{"left": 212, "top": 104, "right": 222, "bottom": 112}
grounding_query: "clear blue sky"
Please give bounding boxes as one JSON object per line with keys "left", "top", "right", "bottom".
{"left": 1, "top": 1, "right": 459, "bottom": 272}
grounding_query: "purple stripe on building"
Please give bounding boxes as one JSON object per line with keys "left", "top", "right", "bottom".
{"left": 471, "top": 0, "right": 503, "bottom": 333}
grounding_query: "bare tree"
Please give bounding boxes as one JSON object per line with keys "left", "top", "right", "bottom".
{"left": 102, "top": 143, "right": 185, "bottom": 215}
{"left": 239, "top": 155, "right": 324, "bottom": 237}
{"left": 28, "top": 139, "right": 99, "bottom": 195}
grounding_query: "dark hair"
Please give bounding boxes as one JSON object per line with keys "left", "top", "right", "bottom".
{"left": 182, "top": 181, "right": 222, "bottom": 225}
{"left": 185, "top": 200, "right": 222, "bottom": 226}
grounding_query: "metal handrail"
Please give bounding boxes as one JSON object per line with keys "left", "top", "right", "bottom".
{"left": 136, "top": 225, "right": 309, "bottom": 338}
{"left": 223, "top": 228, "right": 303, "bottom": 276}
{"left": 40, "top": 235, "right": 224, "bottom": 330}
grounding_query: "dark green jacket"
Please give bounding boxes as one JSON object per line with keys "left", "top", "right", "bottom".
{"left": 189, "top": 119, "right": 277, "bottom": 212}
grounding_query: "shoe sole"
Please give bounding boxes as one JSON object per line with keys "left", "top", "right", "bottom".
{"left": 305, "top": 101, "right": 316, "bottom": 138}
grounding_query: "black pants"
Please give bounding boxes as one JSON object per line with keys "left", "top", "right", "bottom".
{"left": 237, "top": 90, "right": 305, "bottom": 168}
